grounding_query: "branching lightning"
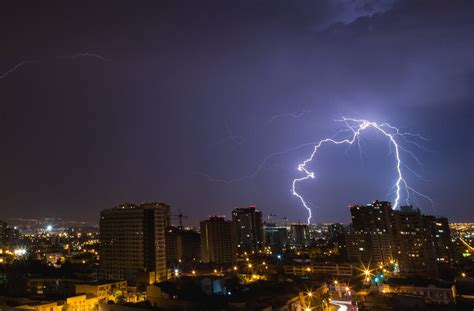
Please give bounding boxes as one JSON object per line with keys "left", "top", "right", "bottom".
{"left": 196, "top": 141, "right": 319, "bottom": 183}
{"left": 292, "top": 117, "right": 433, "bottom": 224}
{"left": 212, "top": 122, "right": 245, "bottom": 147}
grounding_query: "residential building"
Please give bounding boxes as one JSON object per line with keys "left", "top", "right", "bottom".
{"left": 200, "top": 216, "right": 233, "bottom": 263}
{"left": 99, "top": 202, "right": 169, "bottom": 283}
{"left": 231, "top": 205, "right": 264, "bottom": 253}
{"left": 165, "top": 226, "right": 201, "bottom": 264}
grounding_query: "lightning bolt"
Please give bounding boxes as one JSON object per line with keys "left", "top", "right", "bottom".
{"left": 0, "top": 60, "right": 36, "bottom": 79}
{"left": 265, "top": 109, "right": 308, "bottom": 126}
{"left": 212, "top": 122, "right": 245, "bottom": 147}
{"left": 1, "top": 52, "right": 107, "bottom": 80}
{"left": 292, "top": 117, "right": 433, "bottom": 224}
{"left": 57, "top": 52, "right": 109, "bottom": 61}
{"left": 196, "top": 141, "right": 319, "bottom": 183}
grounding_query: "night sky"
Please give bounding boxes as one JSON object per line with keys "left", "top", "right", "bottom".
{"left": 1, "top": 1, "right": 473, "bottom": 225}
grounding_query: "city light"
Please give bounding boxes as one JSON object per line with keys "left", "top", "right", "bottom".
{"left": 13, "top": 248, "right": 27, "bottom": 257}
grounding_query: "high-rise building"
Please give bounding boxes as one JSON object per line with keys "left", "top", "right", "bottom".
{"left": 289, "top": 224, "right": 310, "bottom": 246}
{"left": 422, "top": 215, "right": 453, "bottom": 265}
{"left": 393, "top": 206, "right": 438, "bottom": 277}
{"left": 350, "top": 201, "right": 395, "bottom": 233}
{"left": 99, "top": 202, "right": 170, "bottom": 284}
{"left": 345, "top": 231, "right": 393, "bottom": 264}
{"left": 328, "top": 223, "right": 346, "bottom": 240}
{"left": 263, "top": 223, "right": 288, "bottom": 252}
{"left": 200, "top": 216, "right": 233, "bottom": 263}
{"left": 345, "top": 201, "right": 450, "bottom": 278}
{"left": 231, "top": 205, "right": 264, "bottom": 253}
{"left": 346, "top": 201, "right": 396, "bottom": 265}
{"left": 165, "top": 226, "right": 201, "bottom": 264}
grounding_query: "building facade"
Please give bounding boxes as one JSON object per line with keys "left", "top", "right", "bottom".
{"left": 200, "top": 216, "right": 233, "bottom": 263}
{"left": 165, "top": 226, "right": 201, "bottom": 264}
{"left": 393, "top": 206, "right": 439, "bottom": 277}
{"left": 99, "top": 202, "right": 169, "bottom": 283}
{"left": 345, "top": 201, "right": 450, "bottom": 278}
{"left": 231, "top": 205, "right": 264, "bottom": 253}
{"left": 289, "top": 224, "right": 310, "bottom": 246}
{"left": 263, "top": 223, "right": 288, "bottom": 252}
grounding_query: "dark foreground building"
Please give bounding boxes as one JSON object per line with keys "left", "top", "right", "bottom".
{"left": 345, "top": 201, "right": 452, "bottom": 278}
{"left": 99, "top": 202, "right": 170, "bottom": 284}
{"left": 231, "top": 205, "right": 264, "bottom": 254}
{"left": 200, "top": 216, "right": 233, "bottom": 263}
{"left": 165, "top": 226, "right": 201, "bottom": 264}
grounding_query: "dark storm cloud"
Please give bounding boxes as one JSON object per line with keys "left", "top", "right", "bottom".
{"left": 0, "top": 0, "right": 472, "bottom": 224}
{"left": 288, "top": 0, "right": 396, "bottom": 30}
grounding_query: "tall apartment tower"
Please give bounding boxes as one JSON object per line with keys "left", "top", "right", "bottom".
{"left": 263, "top": 223, "right": 288, "bottom": 252}
{"left": 289, "top": 224, "right": 310, "bottom": 246}
{"left": 99, "top": 202, "right": 170, "bottom": 284}
{"left": 350, "top": 201, "right": 395, "bottom": 233}
{"left": 345, "top": 201, "right": 448, "bottom": 278}
{"left": 165, "top": 226, "right": 201, "bottom": 264}
{"left": 392, "top": 206, "right": 439, "bottom": 277}
{"left": 346, "top": 201, "right": 396, "bottom": 265}
{"left": 422, "top": 215, "right": 453, "bottom": 265}
{"left": 231, "top": 205, "right": 264, "bottom": 253}
{"left": 200, "top": 216, "right": 233, "bottom": 263}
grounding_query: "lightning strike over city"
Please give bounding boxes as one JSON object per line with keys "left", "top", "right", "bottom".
{"left": 291, "top": 117, "right": 433, "bottom": 224}
{"left": 1, "top": 2, "right": 472, "bottom": 309}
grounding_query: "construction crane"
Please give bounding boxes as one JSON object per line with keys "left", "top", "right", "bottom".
{"left": 171, "top": 209, "right": 188, "bottom": 229}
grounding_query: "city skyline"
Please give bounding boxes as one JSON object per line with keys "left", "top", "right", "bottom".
{"left": 1, "top": 1, "right": 473, "bottom": 225}
{"left": 1, "top": 2, "right": 473, "bottom": 310}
